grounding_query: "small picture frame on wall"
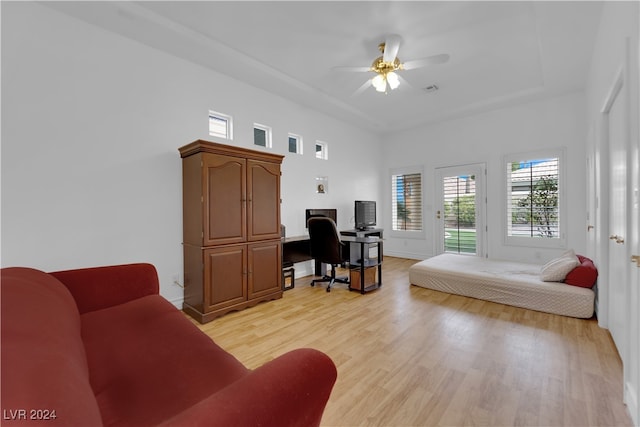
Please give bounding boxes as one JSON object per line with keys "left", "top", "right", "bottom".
{"left": 316, "top": 176, "right": 328, "bottom": 194}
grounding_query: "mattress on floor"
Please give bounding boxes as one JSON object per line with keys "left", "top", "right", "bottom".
{"left": 409, "top": 253, "right": 595, "bottom": 318}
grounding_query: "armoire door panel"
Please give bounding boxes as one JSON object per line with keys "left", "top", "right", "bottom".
{"left": 204, "top": 246, "right": 247, "bottom": 311}
{"left": 248, "top": 240, "right": 282, "bottom": 299}
{"left": 247, "top": 160, "right": 281, "bottom": 241}
{"left": 204, "top": 153, "right": 247, "bottom": 246}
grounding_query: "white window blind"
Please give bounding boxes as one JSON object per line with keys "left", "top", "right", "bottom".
{"left": 208, "top": 110, "right": 232, "bottom": 140}
{"left": 506, "top": 157, "right": 559, "bottom": 239}
{"left": 392, "top": 172, "right": 422, "bottom": 231}
{"left": 443, "top": 175, "right": 476, "bottom": 253}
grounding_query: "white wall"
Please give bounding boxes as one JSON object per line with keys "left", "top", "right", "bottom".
{"left": 0, "top": 2, "right": 382, "bottom": 305}
{"left": 380, "top": 92, "right": 588, "bottom": 263}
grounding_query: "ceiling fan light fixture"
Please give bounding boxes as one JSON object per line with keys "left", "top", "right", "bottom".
{"left": 337, "top": 34, "right": 449, "bottom": 97}
{"left": 372, "top": 74, "right": 387, "bottom": 92}
{"left": 387, "top": 72, "right": 400, "bottom": 90}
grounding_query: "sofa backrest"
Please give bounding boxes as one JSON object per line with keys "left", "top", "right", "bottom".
{"left": 51, "top": 263, "right": 160, "bottom": 314}
{"left": 1, "top": 267, "right": 103, "bottom": 426}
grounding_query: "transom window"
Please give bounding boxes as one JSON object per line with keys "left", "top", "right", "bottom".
{"left": 315, "top": 141, "right": 328, "bottom": 160}
{"left": 208, "top": 110, "right": 233, "bottom": 140}
{"left": 288, "top": 133, "right": 303, "bottom": 154}
{"left": 253, "top": 123, "right": 272, "bottom": 148}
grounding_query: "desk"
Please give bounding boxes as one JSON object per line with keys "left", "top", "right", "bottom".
{"left": 339, "top": 228, "right": 383, "bottom": 238}
{"left": 342, "top": 235, "right": 383, "bottom": 294}
{"left": 340, "top": 229, "right": 382, "bottom": 266}
{"left": 282, "top": 229, "right": 384, "bottom": 284}
{"left": 282, "top": 235, "right": 326, "bottom": 276}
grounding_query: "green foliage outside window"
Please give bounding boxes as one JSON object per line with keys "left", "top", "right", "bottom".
{"left": 515, "top": 175, "right": 558, "bottom": 238}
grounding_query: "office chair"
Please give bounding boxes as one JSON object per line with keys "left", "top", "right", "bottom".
{"left": 307, "top": 217, "right": 350, "bottom": 292}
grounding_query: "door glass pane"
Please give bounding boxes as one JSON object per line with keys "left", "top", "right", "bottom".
{"left": 443, "top": 175, "right": 477, "bottom": 254}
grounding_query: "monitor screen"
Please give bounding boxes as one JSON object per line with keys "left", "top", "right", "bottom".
{"left": 355, "top": 200, "right": 376, "bottom": 230}
{"left": 305, "top": 209, "right": 337, "bottom": 227}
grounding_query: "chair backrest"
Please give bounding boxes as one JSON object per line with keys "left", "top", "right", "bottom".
{"left": 307, "top": 217, "right": 344, "bottom": 265}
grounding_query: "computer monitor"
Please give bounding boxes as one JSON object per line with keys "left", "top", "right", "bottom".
{"left": 305, "top": 208, "right": 337, "bottom": 227}
{"left": 354, "top": 200, "right": 376, "bottom": 230}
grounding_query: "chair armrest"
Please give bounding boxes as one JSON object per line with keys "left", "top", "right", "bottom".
{"left": 159, "top": 348, "right": 337, "bottom": 427}
{"left": 50, "top": 263, "right": 159, "bottom": 314}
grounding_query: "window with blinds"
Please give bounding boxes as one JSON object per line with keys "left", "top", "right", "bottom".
{"left": 506, "top": 157, "right": 559, "bottom": 239}
{"left": 208, "top": 110, "right": 233, "bottom": 140}
{"left": 392, "top": 172, "right": 423, "bottom": 231}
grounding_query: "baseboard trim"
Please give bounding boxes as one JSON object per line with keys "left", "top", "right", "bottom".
{"left": 383, "top": 250, "right": 428, "bottom": 260}
{"left": 167, "top": 296, "right": 184, "bottom": 310}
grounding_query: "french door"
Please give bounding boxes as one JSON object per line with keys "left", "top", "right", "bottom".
{"left": 435, "top": 163, "right": 486, "bottom": 257}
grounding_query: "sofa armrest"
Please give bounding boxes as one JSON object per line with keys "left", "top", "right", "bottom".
{"left": 50, "top": 263, "right": 159, "bottom": 314}
{"left": 159, "top": 348, "right": 337, "bottom": 427}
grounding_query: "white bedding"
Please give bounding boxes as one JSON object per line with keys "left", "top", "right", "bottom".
{"left": 409, "top": 253, "right": 595, "bottom": 318}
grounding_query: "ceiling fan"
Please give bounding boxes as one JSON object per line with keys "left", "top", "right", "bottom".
{"left": 336, "top": 34, "right": 450, "bottom": 94}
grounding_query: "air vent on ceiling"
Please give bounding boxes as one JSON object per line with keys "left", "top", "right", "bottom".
{"left": 423, "top": 84, "right": 439, "bottom": 93}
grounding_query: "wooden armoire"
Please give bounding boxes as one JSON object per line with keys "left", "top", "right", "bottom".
{"left": 179, "top": 140, "right": 284, "bottom": 323}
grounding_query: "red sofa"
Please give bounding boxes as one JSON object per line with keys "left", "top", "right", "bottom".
{"left": 1, "top": 263, "right": 337, "bottom": 426}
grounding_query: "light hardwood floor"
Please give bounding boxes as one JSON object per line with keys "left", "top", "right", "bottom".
{"left": 191, "top": 257, "right": 633, "bottom": 427}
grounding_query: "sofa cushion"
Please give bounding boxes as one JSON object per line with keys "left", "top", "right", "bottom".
{"left": 1, "top": 267, "right": 103, "bottom": 426}
{"left": 81, "top": 295, "right": 249, "bottom": 427}
{"left": 565, "top": 255, "right": 598, "bottom": 288}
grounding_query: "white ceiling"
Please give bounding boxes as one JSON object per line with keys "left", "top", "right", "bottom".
{"left": 46, "top": 1, "right": 603, "bottom": 133}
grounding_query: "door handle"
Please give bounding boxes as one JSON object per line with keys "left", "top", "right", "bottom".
{"left": 616, "top": 237, "right": 625, "bottom": 244}
{"left": 632, "top": 255, "right": 640, "bottom": 267}
{"left": 587, "top": 225, "right": 594, "bottom": 231}
{"left": 436, "top": 210, "right": 441, "bottom": 219}
{"left": 609, "top": 235, "right": 619, "bottom": 240}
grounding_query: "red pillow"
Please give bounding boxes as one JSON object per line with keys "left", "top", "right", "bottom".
{"left": 565, "top": 255, "right": 598, "bottom": 288}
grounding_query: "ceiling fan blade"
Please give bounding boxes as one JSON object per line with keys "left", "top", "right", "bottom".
{"left": 352, "top": 79, "right": 372, "bottom": 97}
{"left": 397, "top": 74, "right": 414, "bottom": 91}
{"left": 383, "top": 34, "right": 402, "bottom": 63}
{"left": 402, "top": 53, "right": 450, "bottom": 70}
{"left": 332, "top": 65, "right": 372, "bottom": 73}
